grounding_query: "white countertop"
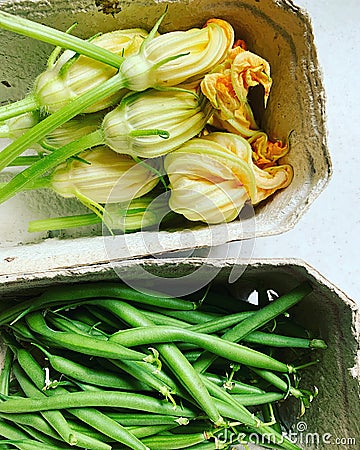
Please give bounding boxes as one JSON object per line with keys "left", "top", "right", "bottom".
{"left": 209, "top": 0, "right": 360, "bottom": 304}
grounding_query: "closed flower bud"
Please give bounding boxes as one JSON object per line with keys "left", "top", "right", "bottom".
{"left": 164, "top": 132, "right": 292, "bottom": 224}
{"left": 1, "top": 111, "right": 104, "bottom": 153}
{"left": 120, "top": 18, "right": 234, "bottom": 91}
{"left": 102, "top": 89, "right": 213, "bottom": 158}
{"left": 42, "top": 112, "right": 104, "bottom": 150}
{"left": 0, "top": 112, "right": 39, "bottom": 140}
{"left": 50, "top": 146, "right": 160, "bottom": 204}
{"left": 34, "top": 29, "right": 148, "bottom": 114}
{"left": 200, "top": 46, "right": 272, "bottom": 137}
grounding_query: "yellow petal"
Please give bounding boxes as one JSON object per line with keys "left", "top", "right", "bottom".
{"left": 253, "top": 164, "right": 293, "bottom": 204}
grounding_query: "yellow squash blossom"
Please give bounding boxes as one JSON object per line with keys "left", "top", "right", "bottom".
{"left": 248, "top": 131, "right": 289, "bottom": 169}
{"left": 200, "top": 46, "right": 272, "bottom": 137}
{"left": 35, "top": 29, "right": 148, "bottom": 114}
{"left": 50, "top": 146, "right": 160, "bottom": 205}
{"left": 165, "top": 132, "right": 292, "bottom": 224}
{"left": 102, "top": 89, "right": 213, "bottom": 159}
{"left": 120, "top": 18, "right": 234, "bottom": 91}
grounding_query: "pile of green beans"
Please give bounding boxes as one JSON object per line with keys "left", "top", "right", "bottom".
{"left": 0, "top": 280, "right": 326, "bottom": 449}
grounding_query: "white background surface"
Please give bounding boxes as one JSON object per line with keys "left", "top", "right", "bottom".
{"left": 211, "top": 0, "right": 360, "bottom": 304}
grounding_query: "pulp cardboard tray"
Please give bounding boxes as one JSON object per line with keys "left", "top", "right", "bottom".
{"left": 0, "top": 0, "right": 331, "bottom": 273}
{"left": 0, "top": 258, "right": 359, "bottom": 449}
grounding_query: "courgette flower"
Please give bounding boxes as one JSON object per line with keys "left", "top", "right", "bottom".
{"left": 120, "top": 18, "right": 234, "bottom": 91}
{"left": 248, "top": 131, "right": 289, "bottom": 169}
{"left": 50, "top": 146, "right": 160, "bottom": 210}
{"left": 1, "top": 111, "right": 104, "bottom": 153}
{"left": 164, "top": 132, "right": 255, "bottom": 223}
{"left": 102, "top": 89, "right": 213, "bottom": 158}
{"left": 34, "top": 29, "right": 148, "bottom": 114}
{"left": 200, "top": 46, "right": 272, "bottom": 137}
{"left": 164, "top": 132, "right": 292, "bottom": 224}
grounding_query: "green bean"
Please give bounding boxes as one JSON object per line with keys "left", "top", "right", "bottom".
{"left": 193, "top": 282, "right": 312, "bottom": 373}
{"left": 0, "top": 347, "right": 13, "bottom": 396}
{"left": 109, "top": 326, "right": 292, "bottom": 373}
{"left": 142, "top": 306, "right": 219, "bottom": 324}
{"left": 25, "top": 311, "right": 146, "bottom": 361}
{"left": 12, "top": 362, "right": 77, "bottom": 446}
{"left": 173, "top": 443, "right": 225, "bottom": 450}
{"left": 84, "top": 305, "right": 124, "bottom": 332}
{"left": 231, "top": 392, "right": 285, "bottom": 405}
{"left": 46, "top": 312, "right": 108, "bottom": 339}
{"left": 250, "top": 368, "right": 304, "bottom": 398}
{"left": 213, "top": 400, "right": 300, "bottom": 450}
{"left": 0, "top": 412, "right": 70, "bottom": 443}
{"left": 95, "top": 299, "right": 224, "bottom": 426}
{"left": 8, "top": 321, "right": 39, "bottom": 342}
{"left": 0, "top": 390, "right": 198, "bottom": 417}
{"left": 189, "top": 311, "right": 254, "bottom": 334}
{"left": 0, "top": 282, "right": 196, "bottom": 326}
{"left": 242, "top": 331, "right": 327, "bottom": 349}
{"left": 0, "top": 419, "right": 71, "bottom": 450}
{"left": 140, "top": 431, "right": 208, "bottom": 449}
{"left": 202, "top": 373, "right": 264, "bottom": 395}
{"left": 14, "top": 423, "right": 69, "bottom": 447}
{"left": 109, "top": 359, "right": 176, "bottom": 401}
{"left": 126, "top": 423, "right": 178, "bottom": 438}
{"left": 62, "top": 404, "right": 150, "bottom": 450}
{"left": 33, "top": 345, "right": 146, "bottom": 391}
{"left": 105, "top": 413, "right": 190, "bottom": 427}
{"left": 15, "top": 347, "right": 150, "bottom": 449}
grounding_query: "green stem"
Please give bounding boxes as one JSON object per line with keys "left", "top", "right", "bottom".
{"left": 0, "top": 129, "right": 104, "bottom": 204}
{"left": 28, "top": 213, "right": 101, "bottom": 233}
{"left": 0, "top": 95, "right": 38, "bottom": 122}
{"left": 0, "top": 11, "right": 124, "bottom": 68}
{"left": 0, "top": 72, "right": 123, "bottom": 172}
{"left": 9, "top": 156, "right": 42, "bottom": 166}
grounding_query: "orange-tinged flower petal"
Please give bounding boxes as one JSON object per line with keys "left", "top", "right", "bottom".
{"left": 249, "top": 131, "right": 289, "bottom": 169}
{"left": 201, "top": 46, "right": 271, "bottom": 138}
{"left": 253, "top": 164, "right": 293, "bottom": 204}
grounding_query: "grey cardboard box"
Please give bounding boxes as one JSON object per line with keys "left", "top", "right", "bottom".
{"left": 0, "top": 258, "right": 359, "bottom": 449}
{"left": 0, "top": 0, "right": 331, "bottom": 274}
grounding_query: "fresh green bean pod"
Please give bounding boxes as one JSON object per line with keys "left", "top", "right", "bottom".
{"left": 242, "top": 331, "right": 327, "bottom": 349}
{"left": 109, "top": 326, "right": 292, "bottom": 373}
{"left": 202, "top": 373, "right": 264, "bottom": 395}
{"left": 140, "top": 431, "right": 209, "bottom": 449}
{"left": 0, "top": 412, "right": 73, "bottom": 444}
{"left": 193, "top": 282, "right": 312, "bottom": 373}
{"left": 0, "top": 419, "right": 72, "bottom": 450}
{"left": 46, "top": 313, "right": 108, "bottom": 339}
{"left": 15, "top": 347, "right": 155, "bottom": 448}
{"left": 0, "top": 390, "right": 198, "bottom": 417}
{"left": 250, "top": 368, "right": 304, "bottom": 398}
{"left": 0, "top": 282, "right": 195, "bottom": 326}
{"left": 231, "top": 392, "right": 285, "bottom": 406}
{"left": 34, "top": 345, "right": 147, "bottom": 391}
{"left": 12, "top": 362, "right": 77, "bottom": 447}
{"left": 99, "top": 299, "right": 225, "bottom": 425}
{"left": 105, "top": 413, "right": 190, "bottom": 427}
{"left": 25, "top": 311, "right": 146, "bottom": 361}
